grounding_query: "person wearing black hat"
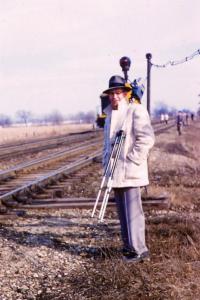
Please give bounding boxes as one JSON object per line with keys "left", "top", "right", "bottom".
{"left": 102, "top": 75, "right": 155, "bottom": 262}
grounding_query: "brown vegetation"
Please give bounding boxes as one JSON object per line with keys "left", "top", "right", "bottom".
{"left": 0, "top": 123, "right": 94, "bottom": 144}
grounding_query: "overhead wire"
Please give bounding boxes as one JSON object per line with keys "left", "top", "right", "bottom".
{"left": 151, "top": 48, "right": 200, "bottom": 68}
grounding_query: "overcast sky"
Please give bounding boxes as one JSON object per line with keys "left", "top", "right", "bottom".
{"left": 0, "top": 0, "right": 200, "bottom": 117}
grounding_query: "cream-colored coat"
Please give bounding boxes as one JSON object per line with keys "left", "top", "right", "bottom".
{"left": 103, "top": 99, "right": 155, "bottom": 187}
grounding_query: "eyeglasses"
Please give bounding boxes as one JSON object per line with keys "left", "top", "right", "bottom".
{"left": 108, "top": 89, "right": 124, "bottom": 96}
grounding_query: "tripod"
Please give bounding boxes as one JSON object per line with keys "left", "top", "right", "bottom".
{"left": 91, "top": 130, "right": 126, "bottom": 222}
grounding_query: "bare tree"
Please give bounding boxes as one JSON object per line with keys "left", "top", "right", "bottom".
{"left": 153, "top": 101, "right": 169, "bottom": 117}
{"left": 71, "top": 111, "right": 96, "bottom": 123}
{"left": 0, "top": 114, "right": 12, "bottom": 127}
{"left": 84, "top": 111, "right": 96, "bottom": 123}
{"left": 76, "top": 112, "right": 86, "bottom": 123}
{"left": 16, "top": 110, "right": 32, "bottom": 126}
{"left": 46, "top": 110, "right": 64, "bottom": 125}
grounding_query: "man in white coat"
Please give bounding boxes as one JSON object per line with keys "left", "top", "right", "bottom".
{"left": 102, "top": 75, "right": 155, "bottom": 262}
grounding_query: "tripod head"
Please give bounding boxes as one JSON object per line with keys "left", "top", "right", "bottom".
{"left": 119, "top": 56, "right": 145, "bottom": 102}
{"left": 119, "top": 56, "right": 131, "bottom": 82}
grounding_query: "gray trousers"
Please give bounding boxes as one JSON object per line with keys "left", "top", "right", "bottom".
{"left": 114, "top": 187, "right": 148, "bottom": 255}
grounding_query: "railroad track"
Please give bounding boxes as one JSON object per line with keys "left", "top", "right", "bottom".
{"left": 0, "top": 122, "right": 173, "bottom": 215}
{"left": 152, "top": 121, "right": 175, "bottom": 135}
{"left": 0, "top": 139, "right": 102, "bottom": 205}
{"left": 0, "top": 136, "right": 103, "bottom": 181}
{"left": 0, "top": 129, "right": 101, "bottom": 160}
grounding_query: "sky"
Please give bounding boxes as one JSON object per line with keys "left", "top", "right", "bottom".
{"left": 0, "top": 0, "right": 200, "bottom": 118}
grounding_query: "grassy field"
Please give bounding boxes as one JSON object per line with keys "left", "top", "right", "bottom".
{"left": 0, "top": 123, "right": 94, "bottom": 144}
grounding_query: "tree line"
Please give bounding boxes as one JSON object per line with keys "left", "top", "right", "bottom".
{"left": 0, "top": 110, "right": 96, "bottom": 127}
{"left": 152, "top": 101, "right": 198, "bottom": 118}
{"left": 1, "top": 102, "right": 199, "bottom": 128}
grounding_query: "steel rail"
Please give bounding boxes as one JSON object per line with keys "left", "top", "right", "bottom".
{"left": 0, "top": 129, "right": 99, "bottom": 149}
{"left": 0, "top": 137, "right": 103, "bottom": 181}
{"left": 154, "top": 123, "right": 175, "bottom": 135}
{"left": 0, "top": 150, "right": 102, "bottom": 206}
{"left": 0, "top": 130, "right": 101, "bottom": 159}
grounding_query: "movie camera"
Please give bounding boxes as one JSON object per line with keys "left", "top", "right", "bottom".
{"left": 96, "top": 56, "right": 145, "bottom": 128}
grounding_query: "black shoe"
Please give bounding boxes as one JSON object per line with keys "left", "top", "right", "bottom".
{"left": 122, "top": 247, "right": 137, "bottom": 256}
{"left": 123, "top": 251, "right": 150, "bottom": 263}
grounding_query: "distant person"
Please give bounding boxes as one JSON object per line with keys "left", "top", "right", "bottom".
{"left": 191, "top": 113, "right": 194, "bottom": 121}
{"left": 160, "top": 113, "right": 164, "bottom": 123}
{"left": 176, "top": 111, "right": 183, "bottom": 135}
{"left": 185, "top": 113, "right": 189, "bottom": 126}
{"left": 182, "top": 112, "right": 186, "bottom": 126}
{"left": 164, "top": 113, "right": 169, "bottom": 124}
{"left": 92, "top": 122, "right": 97, "bottom": 130}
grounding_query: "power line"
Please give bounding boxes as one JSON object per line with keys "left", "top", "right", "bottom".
{"left": 151, "top": 49, "right": 200, "bottom": 68}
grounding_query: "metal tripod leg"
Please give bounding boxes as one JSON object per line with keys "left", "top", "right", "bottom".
{"left": 98, "top": 130, "right": 126, "bottom": 221}
{"left": 91, "top": 134, "right": 120, "bottom": 217}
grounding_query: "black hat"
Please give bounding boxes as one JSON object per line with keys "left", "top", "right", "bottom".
{"left": 103, "top": 75, "right": 132, "bottom": 94}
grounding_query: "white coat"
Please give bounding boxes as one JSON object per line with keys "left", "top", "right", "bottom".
{"left": 103, "top": 99, "right": 155, "bottom": 187}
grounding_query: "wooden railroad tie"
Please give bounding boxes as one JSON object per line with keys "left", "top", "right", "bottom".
{"left": 1, "top": 194, "right": 170, "bottom": 210}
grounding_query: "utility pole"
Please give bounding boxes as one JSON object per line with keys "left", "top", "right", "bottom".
{"left": 146, "top": 53, "right": 152, "bottom": 115}
{"left": 198, "top": 94, "right": 200, "bottom": 119}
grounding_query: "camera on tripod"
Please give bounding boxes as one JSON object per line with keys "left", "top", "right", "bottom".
{"left": 96, "top": 56, "right": 145, "bottom": 128}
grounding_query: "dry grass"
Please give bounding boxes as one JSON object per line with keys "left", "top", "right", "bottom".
{"left": 36, "top": 213, "right": 200, "bottom": 300}
{"left": 0, "top": 123, "right": 94, "bottom": 144}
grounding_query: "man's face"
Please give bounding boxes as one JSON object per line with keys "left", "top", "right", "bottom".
{"left": 108, "top": 88, "right": 126, "bottom": 110}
